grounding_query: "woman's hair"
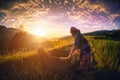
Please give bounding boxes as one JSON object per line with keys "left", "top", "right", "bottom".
{"left": 70, "top": 27, "right": 80, "bottom": 37}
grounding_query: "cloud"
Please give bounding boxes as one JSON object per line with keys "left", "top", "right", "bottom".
{"left": 0, "top": 0, "right": 120, "bottom": 33}
{"left": 66, "top": 1, "right": 111, "bottom": 27}
{"left": 101, "top": 0, "right": 120, "bottom": 14}
{"left": 0, "top": 0, "right": 29, "bottom": 10}
{"left": 89, "top": 0, "right": 120, "bottom": 14}
{"left": 69, "top": 0, "right": 120, "bottom": 30}
{"left": 0, "top": 12, "right": 6, "bottom": 21}
{"left": 113, "top": 16, "right": 120, "bottom": 29}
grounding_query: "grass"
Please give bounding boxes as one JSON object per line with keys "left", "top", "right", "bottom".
{"left": 0, "top": 50, "right": 37, "bottom": 63}
{"left": 0, "top": 37, "right": 73, "bottom": 64}
{"left": 90, "top": 39, "right": 120, "bottom": 70}
{"left": 0, "top": 36, "right": 120, "bottom": 80}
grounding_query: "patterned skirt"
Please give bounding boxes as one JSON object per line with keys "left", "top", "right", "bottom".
{"left": 77, "top": 51, "right": 91, "bottom": 71}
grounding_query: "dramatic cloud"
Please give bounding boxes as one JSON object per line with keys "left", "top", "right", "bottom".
{"left": 0, "top": 12, "right": 6, "bottom": 21}
{"left": 113, "top": 16, "right": 120, "bottom": 28}
{"left": 0, "top": 0, "right": 29, "bottom": 10}
{"left": 0, "top": 0, "right": 120, "bottom": 37}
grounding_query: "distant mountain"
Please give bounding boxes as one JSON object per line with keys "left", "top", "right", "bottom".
{"left": 83, "top": 30, "right": 113, "bottom": 36}
{"left": 57, "top": 29, "right": 120, "bottom": 41}
{"left": 0, "top": 25, "right": 48, "bottom": 50}
{"left": 57, "top": 30, "right": 115, "bottom": 39}
{"left": 84, "top": 29, "right": 120, "bottom": 40}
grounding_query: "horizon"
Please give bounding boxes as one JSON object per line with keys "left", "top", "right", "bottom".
{"left": 2, "top": 25, "right": 119, "bottom": 39}
{"left": 0, "top": 0, "right": 120, "bottom": 38}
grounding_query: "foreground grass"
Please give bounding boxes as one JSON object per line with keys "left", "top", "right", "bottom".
{"left": 0, "top": 36, "right": 120, "bottom": 80}
{"left": 0, "top": 37, "right": 73, "bottom": 64}
{"left": 0, "top": 36, "right": 120, "bottom": 69}
{"left": 90, "top": 39, "right": 120, "bottom": 71}
{"left": 0, "top": 50, "right": 37, "bottom": 63}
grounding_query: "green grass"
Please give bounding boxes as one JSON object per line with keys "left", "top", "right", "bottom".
{"left": 90, "top": 39, "right": 120, "bottom": 70}
{"left": 0, "top": 50, "right": 37, "bottom": 63}
{"left": 0, "top": 36, "right": 120, "bottom": 80}
{"left": 0, "top": 37, "right": 73, "bottom": 64}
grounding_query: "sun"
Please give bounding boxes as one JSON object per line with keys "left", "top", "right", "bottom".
{"left": 31, "top": 29, "right": 47, "bottom": 37}
{"left": 28, "top": 28, "right": 48, "bottom": 37}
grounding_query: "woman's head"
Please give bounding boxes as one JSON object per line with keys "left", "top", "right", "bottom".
{"left": 70, "top": 27, "right": 80, "bottom": 37}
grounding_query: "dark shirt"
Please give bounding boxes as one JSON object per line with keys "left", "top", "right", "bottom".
{"left": 74, "top": 32, "right": 90, "bottom": 52}
{"left": 74, "top": 32, "right": 91, "bottom": 70}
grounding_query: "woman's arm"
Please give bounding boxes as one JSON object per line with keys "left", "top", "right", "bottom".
{"left": 68, "top": 45, "right": 77, "bottom": 57}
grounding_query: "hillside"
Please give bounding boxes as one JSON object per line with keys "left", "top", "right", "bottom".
{"left": 0, "top": 25, "right": 48, "bottom": 54}
{"left": 84, "top": 30, "right": 111, "bottom": 36}
{"left": 106, "top": 29, "right": 120, "bottom": 40}
{"left": 0, "top": 27, "right": 120, "bottom": 80}
{"left": 0, "top": 36, "right": 120, "bottom": 80}
{"left": 0, "top": 25, "right": 22, "bottom": 49}
{"left": 84, "top": 29, "right": 120, "bottom": 40}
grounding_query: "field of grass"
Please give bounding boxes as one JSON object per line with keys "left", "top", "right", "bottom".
{"left": 0, "top": 36, "right": 120, "bottom": 80}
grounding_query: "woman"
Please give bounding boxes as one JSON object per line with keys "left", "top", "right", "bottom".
{"left": 69, "top": 27, "right": 91, "bottom": 71}
{"left": 38, "top": 27, "right": 91, "bottom": 72}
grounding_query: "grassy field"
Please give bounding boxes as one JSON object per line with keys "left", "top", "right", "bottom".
{"left": 0, "top": 36, "right": 120, "bottom": 80}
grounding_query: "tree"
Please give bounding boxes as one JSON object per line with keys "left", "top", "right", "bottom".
{"left": 9, "top": 32, "right": 31, "bottom": 49}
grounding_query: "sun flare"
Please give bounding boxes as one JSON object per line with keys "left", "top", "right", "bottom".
{"left": 28, "top": 28, "right": 48, "bottom": 37}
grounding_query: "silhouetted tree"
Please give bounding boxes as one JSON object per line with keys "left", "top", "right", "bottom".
{"left": 0, "top": 25, "right": 6, "bottom": 29}
{"left": 9, "top": 32, "right": 32, "bottom": 49}
{"left": 0, "top": 25, "right": 8, "bottom": 50}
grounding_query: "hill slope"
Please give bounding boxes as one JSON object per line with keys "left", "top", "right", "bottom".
{"left": 84, "top": 29, "right": 120, "bottom": 40}
{"left": 0, "top": 25, "right": 22, "bottom": 49}
{"left": 0, "top": 25, "right": 48, "bottom": 50}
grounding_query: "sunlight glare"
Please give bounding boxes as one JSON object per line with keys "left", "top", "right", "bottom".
{"left": 29, "top": 28, "right": 48, "bottom": 37}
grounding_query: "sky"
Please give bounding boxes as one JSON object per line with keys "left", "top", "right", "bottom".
{"left": 0, "top": 0, "right": 120, "bottom": 38}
